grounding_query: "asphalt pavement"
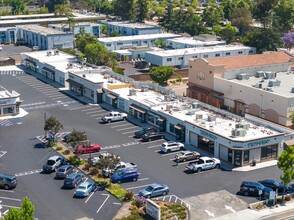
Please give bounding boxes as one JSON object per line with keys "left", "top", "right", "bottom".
{"left": 0, "top": 71, "right": 285, "bottom": 219}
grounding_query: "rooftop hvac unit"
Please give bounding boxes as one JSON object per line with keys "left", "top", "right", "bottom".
{"left": 195, "top": 113, "right": 203, "bottom": 120}
{"left": 54, "top": 50, "right": 59, "bottom": 55}
{"left": 186, "top": 109, "right": 197, "bottom": 115}
{"left": 255, "top": 83, "right": 262, "bottom": 89}
{"left": 141, "top": 85, "right": 148, "bottom": 92}
{"left": 108, "top": 78, "right": 114, "bottom": 83}
{"left": 264, "top": 71, "right": 275, "bottom": 79}
{"left": 268, "top": 79, "right": 281, "bottom": 87}
{"left": 166, "top": 104, "right": 173, "bottom": 111}
{"left": 291, "top": 87, "right": 294, "bottom": 93}
{"left": 207, "top": 115, "right": 216, "bottom": 122}
{"left": 236, "top": 73, "right": 250, "bottom": 80}
{"left": 164, "top": 95, "right": 171, "bottom": 101}
{"left": 255, "top": 71, "right": 264, "bottom": 78}
{"left": 47, "top": 51, "right": 52, "bottom": 56}
{"left": 192, "top": 102, "right": 200, "bottom": 109}
{"left": 129, "top": 89, "right": 136, "bottom": 96}
{"left": 231, "top": 128, "right": 247, "bottom": 137}
{"left": 235, "top": 122, "right": 250, "bottom": 130}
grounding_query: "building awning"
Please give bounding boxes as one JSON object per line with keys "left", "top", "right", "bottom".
{"left": 25, "top": 58, "right": 36, "bottom": 66}
{"left": 66, "top": 78, "right": 82, "bottom": 87}
{"left": 42, "top": 66, "right": 55, "bottom": 74}
{"left": 107, "top": 93, "right": 117, "bottom": 100}
{"left": 157, "top": 118, "right": 165, "bottom": 122}
{"left": 96, "top": 89, "right": 103, "bottom": 94}
{"left": 129, "top": 104, "right": 146, "bottom": 114}
{"left": 285, "top": 140, "right": 294, "bottom": 146}
{"left": 174, "top": 124, "right": 185, "bottom": 130}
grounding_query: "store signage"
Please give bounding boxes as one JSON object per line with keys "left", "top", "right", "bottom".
{"left": 146, "top": 199, "right": 161, "bottom": 220}
{"left": 200, "top": 129, "right": 218, "bottom": 140}
{"left": 247, "top": 139, "right": 270, "bottom": 148}
{"left": 0, "top": 99, "right": 14, "bottom": 105}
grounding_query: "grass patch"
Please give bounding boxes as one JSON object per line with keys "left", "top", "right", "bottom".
{"left": 107, "top": 184, "right": 128, "bottom": 200}
{"left": 116, "top": 211, "right": 144, "bottom": 220}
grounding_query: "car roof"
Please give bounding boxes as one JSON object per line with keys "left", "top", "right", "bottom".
{"left": 59, "top": 165, "right": 72, "bottom": 169}
{"left": 200, "top": 156, "right": 211, "bottom": 160}
{"left": 0, "top": 173, "right": 16, "bottom": 179}
{"left": 260, "top": 179, "right": 276, "bottom": 184}
{"left": 110, "top": 111, "right": 120, "bottom": 114}
{"left": 67, "top": 172, "right": 82, "bottom": 178}
{"left": 79, "top": 181, "right": 94, "bottom": 187}
{"left": 149, "top": 183, "right": 163, "bottom": 188}
{"left": 49, "top": 155, "right": 62, "bottom": 160}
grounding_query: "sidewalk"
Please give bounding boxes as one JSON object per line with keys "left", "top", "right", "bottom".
{"left": 212, "top": 200, "right": 294, "bottom": 220}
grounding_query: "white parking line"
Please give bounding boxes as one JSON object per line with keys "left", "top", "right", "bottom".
{"left": 0, "top": 197, "right": 21, "bottom": 202}
{"left": 69, "top": 106, "right": 91, "bottom": 111}
{"left": 111, "top": 124, "right": 131, "bottom": 128}
{"left": 1, "top": 205, "right": 20, "bottom": 209}
{"left": 52, "top": 97, "right": 68, "bottom": 100}
{"left": 117, "top": 127, "right": 136, "bottom": 131}
{"left": 147, "top": 145, "right": 161, "bottom": 149}
{"left": 90, "top": 113, "right": 106, "bottom": 117}
{"left": 96, "top": 194, "right": 110, "bottom": 214}
{"left": 161, "top": 151, "right": 181, "bottom": 156}
{"left": 0, "top": 189, "right": 14, "bottom": 193}
{"left": 141, "top": 140, "right": 164, "bottom": 145}
{"left": 83, "top": 178, "right": 88, "bottom": 182}
{"left": 138, "top": 178, "right": 149, "bottom": 182}
{"left": 47, "top": 94, "right": 63, "bottom": 98}
{"left": 86, "top": 110, "right": 104, "bottom": 114}
{"left": 125, "top": 184, "right": 154, "bottom": 190}
{"left": 15, "top": 169, "right": 43, "bottom": 177}
{"left": 122, "top": 130, "right": 138, "bottom": 134}
{"left": 85, "top": 191, "right": 95, "bottom": 203}
{"left": 128, "top": 135, "right": 134, "bottom": 138}
{"left": 113, "top": 202, "right": 121, "bottom": 205}
{"left": 82, "top": 108, "right": 97, "bottom": 112}
{"left": 105, "top": 121, "right": 126, "bottom": 125}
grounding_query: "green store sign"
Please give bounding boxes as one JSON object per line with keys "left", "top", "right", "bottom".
{"left": 247, "top": 139, "right": 270, "bottom": 148}
{"left": 200, "top": 129, "right": 218, "bottom": 140}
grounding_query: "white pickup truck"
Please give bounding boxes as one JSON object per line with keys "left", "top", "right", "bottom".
{"left": 101, "top": 111, "right": 128, "bottom": 123}
{"left": 102, "top": 161, "right": 137, "bottom": 177}
{"left": 185, "top": 156, "right": 221, "bottom": 173}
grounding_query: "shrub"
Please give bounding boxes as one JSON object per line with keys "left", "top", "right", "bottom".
{"left": 83, "top": 163, "right": 91, "bottom": 171}
{"left": 56, "top": 146, "right": 63, "bottom": 151}
{"left": 108, "top": 184, "right": 127, "bottom": 200}
{"left": 89, "top": 167, "right": 100, "bottom": 176}
{"left": 133, "top": 196, "right": 146, "bottom": 208}
{"left": 123, "top": 190, "right": 134, "bottom": 202}
{"left": 62, "top": 149, "right": 70, "bottom": 155}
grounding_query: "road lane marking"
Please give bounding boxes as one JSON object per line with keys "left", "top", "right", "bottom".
{"left": 113, "top": 202, "right": 121, "bottom": 205}
{"left": 138, "top": 178, "right": 149, "bottom": 182}
{"left": 0, "top": 197, "right": 21, "bottom": 201}
{"left": 111, "top": 124, "right": 131, "bottom": 128}
{"left": 122, "top": 130, "right": 137, "bottom": 134}
{"left": 141, "top": 140, "right": 164, "bottom": 145}
{"left": 96, "top": 194, "right": 110, "bottom": 214}
{"left": 147, "top": 145, "right": 161, "bottom": 149}
{"left": 205, "top": 210, "right": 215, "bottom": 217}
{"left": 15, "top": 169, "right": 43, "bottom": 177}
{"left": 117, "top": 127, "right": 137, "bottom": 131}
{"left": 126, "top": 184, "right": 154, "bottom": 190}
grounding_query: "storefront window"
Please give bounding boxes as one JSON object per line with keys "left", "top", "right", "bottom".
{"left": 243, "top": 150, "right": 250, "bottom": 164}
{"left": 234, "top": 150, "right": 242, "bottom": 166}
{"left": 129, "top": 108, "right": 134, "bottom": 115}
{"left": 118, "top": 99, "right": 125, "bottom": 110}
{"left": 3, "top": 106, "right": 14, "bottom": 114}
{"left": 147, "top": 114, "right": 155, "bottom": 123}
{"left": 104, "top": 95, "right": 111, "bottom": 104}
{"left": 169, "top": 123, "right": 175, "bottom": 134}
{"left": 261, "top": 145, "right": 277, "bottom": 160}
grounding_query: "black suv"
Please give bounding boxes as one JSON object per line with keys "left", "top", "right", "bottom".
{"left": 134, "top": 127, "right": 157, "bottom": 138}
{"left": 0, "top": 173, "right": 17, "bottom": 190}
{"left": 141, "top": 132, "right": 164, "bottom": 142}
{"left": 240, "top": 181, "right": 272, "bottom": 197}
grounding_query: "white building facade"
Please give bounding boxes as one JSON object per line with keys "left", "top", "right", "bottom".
{"left": 0, "top": 85, "right": 22, "bottom": 117}
{"left": 0, "top": 27, "right": 17, "bottom": 44}
{"left": 48, "top": 22, "right": 101, "bottom": 37}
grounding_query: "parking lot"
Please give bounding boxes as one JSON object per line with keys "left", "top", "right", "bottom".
{"left": 0, "top": 71, "right": 284, "bottom": 219}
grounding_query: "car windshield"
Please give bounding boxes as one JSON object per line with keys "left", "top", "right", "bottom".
{"left": 78, "top": 186, "right": 86, "bottom": 190}
{"left": 47, "top": 160, "right": 55, "bottom": 165}
{"left": 115, "top": 170, "right": 123, "bottom": 176}
{"left": 145, "top": 186, "right": 154, "bottom": 192}
{"left": 58, "top": 169, "right": 65, "bottom": 172}
{"left": 178, "top": 152, "right": 185, "bottom": 156}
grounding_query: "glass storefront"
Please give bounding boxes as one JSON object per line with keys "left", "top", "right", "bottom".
{"left": 198, "top": 135, "right": 214, "bottom": 155}
{"left": 261, "top": 144, "right": 277, "bottom": 160}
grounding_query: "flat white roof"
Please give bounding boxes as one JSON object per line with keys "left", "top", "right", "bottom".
{"left": 0, "top": 85, "right": 19, "bottom": 99}
{"left": 146, "top": 45, "right": 254, "bottom": 57}
{"left": 110, "top": 87, "right": 282, "bottom": 141}
{"left": 0, "top": 13, "right": 55, "bottom": 20}
{"left": 17, "top": 25, "right": 71, "bottom": 35}
{"left": 229, "top": 71, "right": 294, "bottom": 97}
{"left": 167, "top": 37, "right": 226, "bottom": 46}
{"left": 98, "top": 33, "right": 181, "bottom": 43}
{"left": 105, "top": 21, "right": 161, "bottom": 29}
{"left": 49, "top": 22, "right": 100, "bottom": 28}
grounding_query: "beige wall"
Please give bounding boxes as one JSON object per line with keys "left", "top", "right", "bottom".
{"left": 188, "top": 59, "right": 224, "bottom": 90}
{"left": 215, "top": 77, "right": 292, "bottom": 126}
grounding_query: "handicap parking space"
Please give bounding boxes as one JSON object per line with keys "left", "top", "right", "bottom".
{"left": 0, "top": 191, "right": 22, "bottom": 217}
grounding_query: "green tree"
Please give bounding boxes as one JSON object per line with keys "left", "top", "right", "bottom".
{"left": 253, "top": 0, "right": 279, "bottom": 28}
{"left": 242, "top": 28, "right": 282, "bottom": 53}
{"left": 84, "top": 42, "right": 113, "bottom": 66}
{"left": 46, "top": 0, "right": 67, "bottom": 13}
{"left": 273, "top": 0, "right": 294, "bottom": 32}
{"left": 11, "top": 0, "right": 25, "bottom": 15}
{"left": 38, "top": 4, "right": 49, "bottom": 14}
{"left": 96, "top": 154, "right": 121, "bottom": 171}
{"left": 290, "top": 111, "right": 294, "bottom": 126}
{"left": 231, "top": 8, "right": 252, "bottom": 35}
{"left": 221, "top": 0, "right": 236, "bottom": 20}
{"left": 112, "top": 67, "right": 124, "bottom": 75}
{"left": 64, "top": 16, "right": 76, "bottom": 31}
{"left": 75, "top": 32, "right": 97, "bottom": 53}
{"left": 153, "top": 39, "right": 166, "bottom": 48}
{"left": 202, "top": 3, "right": 224, "bottom": 27}
{"left": 218, "top": 24, "right": 237, "bottom": 44}
{"left": 112, "top": 0, "right": 136, "bottom": 20}
{"left": 44, "top": 116, "right": 64, "bottom": 142}
{"left": 101, "top": 24, "right": 107, "bottom": 35}
{"left": 150, "top": 66, "right": 174, "bottom": 86}
{"left": 277, "top": 145, "right": 294, "bottom": 200}
{"left": 54, "top": 4, "right": 72, "bottom": 17}
{"left": 66, "top": 129, "right": 88, "bottom": 150}
{"left": 136, "top": 0, "right": 149, "bottom": 22}
{"left": 4, "top": 197, "right": 35, "bottom": 220}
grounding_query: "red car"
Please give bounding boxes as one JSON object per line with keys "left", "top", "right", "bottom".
{"left": 76, "top": 144, "right": 101, "bottom": 154}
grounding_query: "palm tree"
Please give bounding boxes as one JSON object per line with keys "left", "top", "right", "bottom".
{"left": 64, "top": 16, "right": 76, "bottom": 32}
{"left": 44, "top": 116, "right": 64, "bottom": 143}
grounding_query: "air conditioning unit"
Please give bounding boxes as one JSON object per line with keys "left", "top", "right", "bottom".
{"left": 255, "top": 71, "right": 264, "bottom": 78}
{"left": 108, "top": 78, "right": 114, "bottom": 83}
{"left": 54, "top": 50, "right": 59, "bottom": 55}
{"left": 164, "top": 95, "right": 171, "bottom": 101}
{"left": 255, "top": 83, "right": 262, "bottom": 89}
{"left": 264, "top": 71, "right": 275, "bottom": 79}
{"left": 129, "top": 89, "right": 136, "bottom": 96}
{"left": 232, "top": 128, "right": 247, "bottom": 137}
{"left": 166, "top": 104, "right": 173, "bottom": 111}
{"left": 186, "top": 109, "right": 197, "bottom": 115}
{"left": 268, "top": 79, "right": 281, "bottom": 87}
{"left": 235, "top": 123, "right": 250, "bottom": 130}
{"left": 141, "top": 85, "right": 148, "bottom": 92}
{"left": 236, "top": 73, "right": 249, "bottom": 80}
{"left": 207, "top": 115, "right": 216, "bottom": 122}
{"left": 291, "top": 87, "right": 294, "bottom": 93}
{"left": 195, "top": 113, "right": 203, "bottom": 120}
{"left": 192, "top": 102, "right": 200, "bottom": 109}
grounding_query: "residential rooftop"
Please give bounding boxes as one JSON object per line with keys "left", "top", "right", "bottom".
{"left": 207, "top": 52, "right": 293, "bottom": 69}
{"left": 145, "top": 45, "right": 255, "bottom": 57}
{"left": 167, "top": 37, "right": 226, "bottom": 47}
{"left": 17, "top": 25, "right": 70, "bottom": 35}
{"left": 229, "top": 71, "right": 294, "bottom": 97}
{"left": 108, "top": 87, "right": 282, "bottom": 141}
{"left": 0, "top": 13, "right": 55, "bottom": 20}
{"left": 49, "top": 22, "right": 100, "bottom": 28}
{"left": 98, "top": 33, "right": 181, "bottom": 43}
{"left": 104, "top": 21, "right": 161, "bottom": 29}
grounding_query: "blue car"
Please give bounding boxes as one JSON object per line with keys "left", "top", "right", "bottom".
{"left": 111, "top": 168, "right": 139, "bottom": 184}
{"left": 258, "top": 179, "right": 290, "bottom": 194}
{"left": 139, "top": 183, "right": 169, "bottom": 198}
{"left": 74, "top": 181, "right": 96, "bottom": 197}
{"left": 63, "top": 173, "right": 84, "bottom": 188}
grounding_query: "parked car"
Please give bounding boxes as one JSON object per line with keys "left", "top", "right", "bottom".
{"left": 75, "top": 143, "right": 101, "bottom": 154}
{"left": 160, "top": 141, "right": 185, "bottom": 153}
{"left": 139, "top": 183, "right": 169, "bottom": 198}
{"left": 0, "top": 173, "right": 17, "bottom": 190}
{"left": 141, "top": 132, "right": 164, "bottom": 142}
{"left": 110, "top": 168, "right": 139, "bottom": 184}
{"left": 258, "top": 179, "right": 290, "bottom": 194}
{"left": 0, "top": 46, "right": 2, "bottom": 51}
{"left": 102, "top": 161, "right": 137, "bottom": 177}
{"left": 134, "top": 127, "right": 157, "bottom": 138}
{"left": 63, "top": 173, "right": 84, "bottom": 188}
{"left": 185, "top": 156, "right": 221, "bottom": 173}
{"left": 175, "top": 151, "right": 200, "bottom": 162}
{"left": 240, "top": 181, "right": 272, "bottom": 197}
{"left": 43, "top": 156, "right": 64, "bottom": 173}
{"left": 55, "top": 165, "right": 75, "bottom": 179}
{"left": 101, "top": 111, "right": 127, "bottom": 123}
{"left": 74, "top": 181, "right": 96, "bottom": 197}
